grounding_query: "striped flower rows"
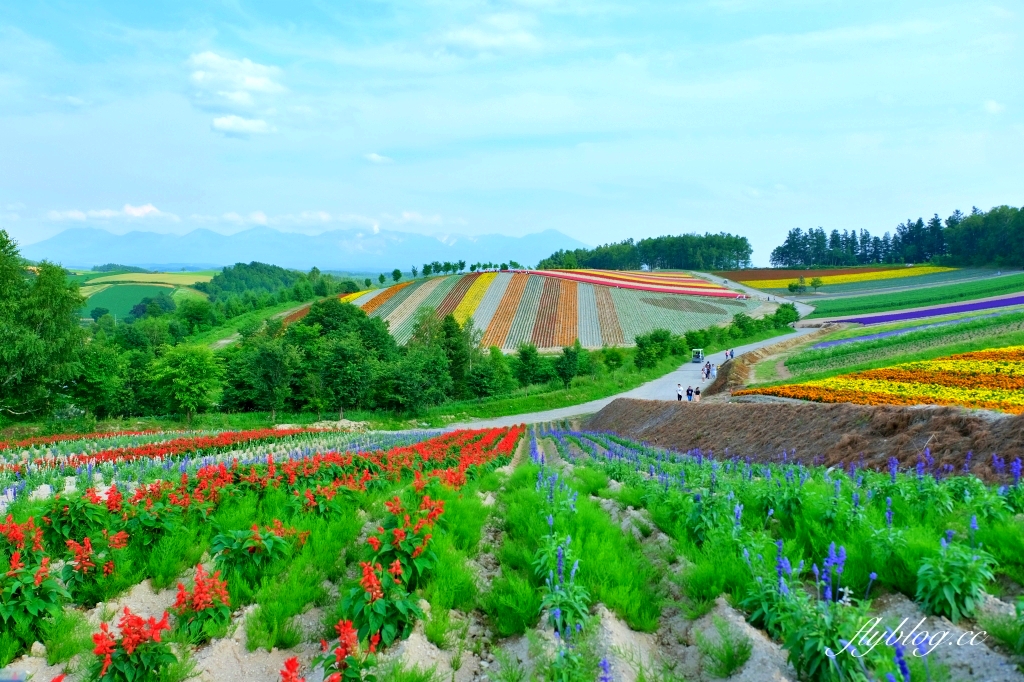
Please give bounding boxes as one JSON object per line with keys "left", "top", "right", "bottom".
{"left": 739, "top": 266, "right": 955, "bottom": 290}
{"left": 453, "top": 272, "right": 497, "bottom": 325}
{"left": 506, "top": 276, "right": 543, "bottom": 347}
{"left": 735, "top": 346, "right": 1024, "bottom": 414}
{"left": 347, "top": 271, "right": 761, "bottom": 350}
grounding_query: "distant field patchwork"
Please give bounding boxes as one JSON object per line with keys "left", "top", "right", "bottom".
{"left": 79, "top": 283, "right": 175, "bottom": 318}
{"left": 88, "top": 272, "right": 214, "bottom": 285}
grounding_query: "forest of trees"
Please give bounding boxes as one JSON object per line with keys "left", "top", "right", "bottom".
{"left": 769, "top": 205, "right": 1024, "bottom": 268}
{"left": 0, "top": 229, "right": 797, "bottom": 426}
{"left": 0, "top": 230, "right": 598, "bottom": 423}
{"left": 537, "top": 233, "right": 753, "bottom": 271}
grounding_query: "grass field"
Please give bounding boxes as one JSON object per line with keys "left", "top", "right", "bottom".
{"left": 171, "top": 286, "right": 209, "bottom": 303}
{"left": 806, "top": 272, "right": 1024, "bottom": 318}
{"left": 88, "top": 272, "right": 214, "bottom": 285}
{"left": 188, "top": 299, "right": 313, "bottom": 347}
{"left": 79, "top": 283, "right": 174, "bottom": 318}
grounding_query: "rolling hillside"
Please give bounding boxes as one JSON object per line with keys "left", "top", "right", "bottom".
{"left": 340, "top": 270, "right": 762, "bottom": 350}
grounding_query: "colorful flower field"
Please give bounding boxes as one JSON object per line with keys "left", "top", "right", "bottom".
{"left": 533, "top": 427, "right": 1024, "bottom": 681}
{"left": 841, "top": 293, "right": 1024, "bottom": 324}
{"left": 736, "top": 345, "right": 1024, "bottom": 414}
{"left": 336, "top": 271, "right": 762, "bottom": 350}
{"left": 5, "top": 417, "right": 1024, "bottom": 681}
{"left": 732, "top": 266, "right": 955, "bottom": 290}
{"left": 0, "top": 424, "right": 524, "bottom": 680}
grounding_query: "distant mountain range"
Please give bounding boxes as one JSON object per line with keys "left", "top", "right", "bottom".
{"left": 22, "top": 227, "right": 589, "bottom": 272}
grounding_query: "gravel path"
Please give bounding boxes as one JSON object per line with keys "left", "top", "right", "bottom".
{"left": 443, "top": 327, "right": 819, "bottom": 430}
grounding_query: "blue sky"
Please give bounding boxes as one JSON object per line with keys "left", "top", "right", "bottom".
{"left": 0, "top": 1, "right": 1020, "bottom": 265}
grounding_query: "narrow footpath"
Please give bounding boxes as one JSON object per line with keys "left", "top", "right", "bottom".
{"left": 444, "top": 326, "right": 819, "bottom": 430}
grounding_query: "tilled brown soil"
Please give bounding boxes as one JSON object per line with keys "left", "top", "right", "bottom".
{"left": 584, "top": 398, "right": 1024, "bottom": 479}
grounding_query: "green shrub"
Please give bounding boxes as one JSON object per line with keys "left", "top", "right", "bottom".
{"left": 916, "top": 537, "right": 996, "bottom": 623}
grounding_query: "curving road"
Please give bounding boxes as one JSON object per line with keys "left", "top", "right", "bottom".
{"left": 443, "top": 326, "right": 819, "bottom": 430}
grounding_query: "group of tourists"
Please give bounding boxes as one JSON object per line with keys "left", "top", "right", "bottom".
{"left": 675, "top": 349, "right": 738, "bottom": 403}
{"left": 677, "top": 383, "right": 701, "bottom": 402}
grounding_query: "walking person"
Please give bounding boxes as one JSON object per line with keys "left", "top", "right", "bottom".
{"left": 677, "top": 383, "right": 683, "bottom": 402}
{"left": 711, "top": 364, "right": 717, "bottom": 379}
{"left": 686, "top": 385, "right": 694, "bottom": 401}
{"left": 694, "top": 386, "right": 701, "bottom": 402}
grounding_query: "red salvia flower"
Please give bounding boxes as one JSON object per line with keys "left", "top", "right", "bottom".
{"left": 369, "top": 632, "right": 381, "bottom": 653}
{"left": 92, "top": 623, "right": 116, "bottom": 678}
{"left": 388, "top": 559, "right": 403, "bottom": 579}
{"left": 67, "top": 537, "right": 96, "bottom": 574}
{"left": 103, "top": 529, "right": 130, "bottom": 550}
{"left": 367, "top": 536, "right": 381, "bottom": 552}
{"left": 391, "top": 527, "right": 407, "bottom": 545}
{"left": 384, "top": 496, "right": 403, "bottom": 515}
{"left": 359, "top": 562, "right": 384, "bottom": 602}
{"left": 103, "top": 560, "right": 115, "bottom": 577}
{"left": 34, "top": 556, "right": 51, "bottom": 586}
{"left": 334, "top": 619, "right": 358, "bottom": 661}
{"left": 116, "top": 607, "right": 170, "bottom": 656}
{"left": 173, "top": 564, "right": 231, "bottom": 614}
{"left": 280, "top": 656, "right": 304, "bottom": 682}
{"left": 6, "top": 551, "right": 24, "bottom": 576}
{"left": 106, "top": 484, "right": 123, "bottom": 513}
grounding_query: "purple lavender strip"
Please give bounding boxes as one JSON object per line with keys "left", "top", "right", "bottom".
{"left": 813, "top": 310, "right": 1013, "bottom": 349}
{"left": 843, "top": 295, "right": 1024, "bottom": 325}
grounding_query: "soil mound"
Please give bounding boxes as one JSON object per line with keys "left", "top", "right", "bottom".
{"left": 585, "top": 398, "right": 1024, "bottom": 479}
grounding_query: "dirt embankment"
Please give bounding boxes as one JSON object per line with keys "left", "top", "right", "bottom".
{"left": 585, "top": 398, "right": 1024, "bottom": 478}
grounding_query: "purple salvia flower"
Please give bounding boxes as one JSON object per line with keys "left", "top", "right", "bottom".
{"left": 557, "top": 545, "right": 564, "bottom": 584}
{"left": 734, "top": 503, "right": 743, "bottom": 527}
{"left": 970, "top": 515, "right": 978, "bottom": 532}
{"left": 946, "top": 529, "right": 955, "bottom": 544}
{"left": 599, "top": 658, "right": 613, "bottom": 682}
{"left": 886, "top": 497, "right": 893, "bottom": 527}
{"left": 570, "top": 559, "right": 579, "bottom": 582}
{"left": 894, "top": 641, "right": 910, "bottom": 682}
{"left": 836, "top": 546, "right": 847, "bottom": 576}
{"left": 889, "top": 457, "right": 898, "bottom": 483}
{"left": 852, "top": 492, "right": 860, "bottom": 509}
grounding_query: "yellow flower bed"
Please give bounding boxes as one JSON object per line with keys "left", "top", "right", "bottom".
{"left": 453, "top": 272, "right": 497, "bottom": 324}
{"left": 340, "top": 290, "right": 372, "bottom": 304}
{"left": 739, "top": 266, "right": 955, "bottom": 289}
{"left": 735, "top": 345, "right": 1024, "bottom": 414}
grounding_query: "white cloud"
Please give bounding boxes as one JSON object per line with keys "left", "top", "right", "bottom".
{"left": 189, "top": 52, "right": 284, "bottom": 103}
{"left": 122, "top": 203, "right": 165, "bottom": 218}
{"left": 249, "top": 210, "right": 268, "bottom": 225}
{"left": 984, "top": 100, "right": 1005, "bottom": 114}
{"left": 212, "top": 115, "right": 275, "bottom": 135}
{"left": 47, "top": 203, "right": 177, "bottom": 221}
{"left": 48, "top": 209, "right": 87, "bottom": 221}
{"left": 397, "top": 211, "right": 443, "bottom": 225}
{"left": 443, "top": 14, "right": 540, "bottom": 50}
{"left": 364, "top": 152, "right": 393, "bottom": 164}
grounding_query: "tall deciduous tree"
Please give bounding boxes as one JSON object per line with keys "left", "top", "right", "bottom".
{"left": 0, "top": 231, "right": 85, "bottom": 418}
{"left": 150, "top": 345, "right": 222, "bottom": 424}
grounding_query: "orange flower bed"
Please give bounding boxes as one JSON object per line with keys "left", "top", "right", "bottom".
{"left": 594, "top": 285, "right": 625, "bottom": 345}
{"left": 556, "top": 279, "right": 578, "bottom": 347}
{"left": 361, "top": 280, "right": 413, "bottom": 315}
{"left": 531, "top": 276, "right": 561, "bottom": 348}
{"left": 481, "top": 273, "right": 529, "bottom": 348}
{"left": 736, "top": 345, "right": 1024, "bottom": 414}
